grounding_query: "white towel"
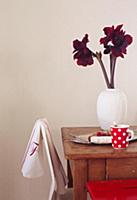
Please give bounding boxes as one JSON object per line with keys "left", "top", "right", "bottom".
{"left": 21, "top": 119, "right": 68, "bottom": 195}
{"left": 21, "top": 120, "right": 44, "bottom": 178}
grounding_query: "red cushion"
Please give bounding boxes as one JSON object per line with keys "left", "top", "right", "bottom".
{"left": 87, "top": 179, "right": 137, "bottom": 200}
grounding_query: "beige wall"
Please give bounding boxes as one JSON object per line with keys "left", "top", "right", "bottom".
{"left": 1, "top": 0, "right": 137, "bottom": 199}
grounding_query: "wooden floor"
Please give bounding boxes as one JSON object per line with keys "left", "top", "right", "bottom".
{"left": 52, "top": 189, "right": 91, "bottom": 200}
{"left": 59, "top": 190, "right": 91, "bottom": 200}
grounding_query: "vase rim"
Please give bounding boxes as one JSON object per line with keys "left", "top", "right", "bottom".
{"left": 106, "top": 88, "right": 120, "bottom": 91}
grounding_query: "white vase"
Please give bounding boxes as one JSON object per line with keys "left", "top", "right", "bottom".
{"left": 97, "top": 89, "right": 127, "bottom": 130}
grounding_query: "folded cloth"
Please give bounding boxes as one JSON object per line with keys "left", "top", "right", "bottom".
{"left": 21, "top": 119, "right": 68, "bottom": 195}
{"left": 21, "top": 121, "right": 44, "bottom": 178}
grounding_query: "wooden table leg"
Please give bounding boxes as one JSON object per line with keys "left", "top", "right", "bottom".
{"left": 72, "top": 159, "right": 87, "bottom": 200}
{"left": 67, "top": 160, "right": 73, "bottom": 188}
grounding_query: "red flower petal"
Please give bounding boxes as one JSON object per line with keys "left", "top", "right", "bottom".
{"left": 100, "top": 37, "right": 106, "bottom": 44}
{"left": 73, "top": 40, "right": 82, "bottom": 50}
{"left": 115, "top": 24, "right": 123, "bottom": 32}
{"left": 124, "top": 34, "right": 133, "bottom": 45}
{"left": 103, "top": 26, "right": 114, "bottom": 36}
{"left": 82, "top": 34, "right": 89, "bottom": 44}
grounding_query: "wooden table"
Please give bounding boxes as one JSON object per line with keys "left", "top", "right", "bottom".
{"left": 61, "top": 127, "right": 137, "bottom": 200}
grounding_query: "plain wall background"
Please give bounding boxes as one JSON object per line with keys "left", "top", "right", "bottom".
{"left": 1, "top": 0, "right": 137, "bottom": 199}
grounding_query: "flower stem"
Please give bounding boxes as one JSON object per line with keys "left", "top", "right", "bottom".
{"left": 95, "top": 52, "right": 111, "bottom": 88}
{"left": 110, "top": 54, "right": 113, "bottom": 79}
{"left": 110, "top": 55, "right": 117, "bottom": 88}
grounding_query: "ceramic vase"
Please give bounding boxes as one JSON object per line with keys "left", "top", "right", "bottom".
{"left": 97, "top": 89, "right": 127, "bottom": 130}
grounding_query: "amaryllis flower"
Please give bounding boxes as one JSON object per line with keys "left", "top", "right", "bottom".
{"left": 72, "top": 25, "right": 133, "bottom": 88}
{"left": 73, "top": 34, "right": 94, "bottom": 66}
{"left": 100, "top": 24, "right": 133, "bottom": 58}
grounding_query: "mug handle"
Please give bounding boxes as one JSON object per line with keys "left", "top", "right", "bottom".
{"left": 127, "top": 129, "right": 134, "bottom": 141}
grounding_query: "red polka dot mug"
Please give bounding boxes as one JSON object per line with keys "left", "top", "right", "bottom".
{"left": 110, "top": 125, "right": 134, "bottom": 149}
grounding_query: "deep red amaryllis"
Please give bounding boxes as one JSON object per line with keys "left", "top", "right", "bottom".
{"left": 73, "top": 34, "right": 94, "bottom": 66}
{"left": 100, "top": 24, "right": 133, "bottom": 58}
{"left": 72, "top": 25, "right": 133, "bottom": 89}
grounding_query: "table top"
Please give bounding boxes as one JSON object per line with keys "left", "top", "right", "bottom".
{"left": 61, "top": 126, "right": 137, "bottom": 160}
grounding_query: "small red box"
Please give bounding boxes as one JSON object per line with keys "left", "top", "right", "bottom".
{"left": 87, "top": 179, "right": 137, "bottom": 200}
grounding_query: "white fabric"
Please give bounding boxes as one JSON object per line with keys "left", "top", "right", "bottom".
{"left": 21, "top": 119, "right": 68, "bottom": 199}
{"left": 21, "top": 121, "right": 44, "bottom": 178}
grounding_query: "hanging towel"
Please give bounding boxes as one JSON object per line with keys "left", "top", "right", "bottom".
{"left": 21, "top": 120, "right": 44, "bottom": 178}
{"left": 21, "top": 119, "right": 68, "bottom": 194}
